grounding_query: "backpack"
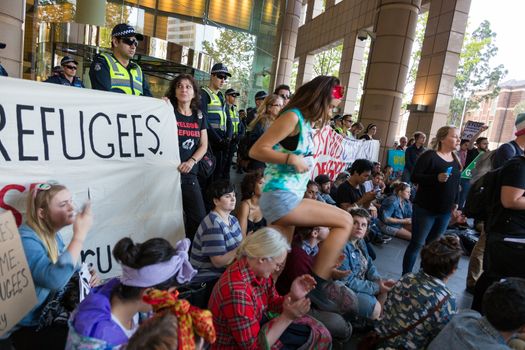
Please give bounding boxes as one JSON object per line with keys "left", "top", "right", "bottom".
{"left": 463, "top": 167, "right": 502, "bottom": 223}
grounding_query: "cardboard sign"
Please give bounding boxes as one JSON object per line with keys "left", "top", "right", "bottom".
{"left": 461, "top": 121, "right": 485, "bottom": 141}
{"left": 0, "top": 211, "right": 37, "bottom": 336}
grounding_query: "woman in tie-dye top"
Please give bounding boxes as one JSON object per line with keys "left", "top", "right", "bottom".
{"left": 249, "top": 75, "right": 354, "bottom": 311}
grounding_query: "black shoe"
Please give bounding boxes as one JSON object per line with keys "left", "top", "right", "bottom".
{"left": 381, "top": 235, "right": 392, "bottom": 243}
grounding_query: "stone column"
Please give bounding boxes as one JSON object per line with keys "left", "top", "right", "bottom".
{"left": 295, "top": 53, "right": 315, "bottom": 87}
{"left": 406, "top": 0, "right": 471, "bottom": 141}
{"left": 272, "top": 0, "right": 302, "bottom": 88}
{"left": 0, "top": 0, "right": 26, "bottom": 78}
{"left": 359, "top": 0, "right": 421, "bottom": 161}
{"left": 338, "top": 33, "right": 366, "bottom": 115}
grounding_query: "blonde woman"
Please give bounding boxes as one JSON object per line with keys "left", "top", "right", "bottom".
{"left": 402, "top": 126, "right": 462, "bottom": 274}
{"left": 208, "top": 227, "right": 331, "bottom": 349}
{"left": 10, "top": 183, "right": 93, "bottom": 350}
{"left": 246, "top": 94, "right": 284, "bottom": 171}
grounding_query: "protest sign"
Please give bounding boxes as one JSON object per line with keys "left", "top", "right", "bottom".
{"left": 461, "top": 152, "right": 484, "bottom": 180}
{"left": 0, "top": 210, "right": 37, "bottom": 337}
{"left": 461, "top": 121, "right": 485, "bottom": 141}
{"left": 311, "top": 126, "right": 380, "bottom": 180}
{"left": 387, "top": 150, "right": 405, "bottom": 178}
{"left": 0, "top": 77, "right": 184, "bottom": 278}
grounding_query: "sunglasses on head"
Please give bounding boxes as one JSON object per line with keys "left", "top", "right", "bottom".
{"left": 215, "top": 74, "right": 228, "bottom": 80}
{"left": 64, "top": 65, "right": 77, "bottom": 70}
{"left": 121, "top": 37, "right": 139, "bottom": 47}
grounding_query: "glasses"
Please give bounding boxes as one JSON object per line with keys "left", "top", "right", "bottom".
{"left": 121, "top": 37, "right": 139, "bottom": 47}
{"left": 215, "top": 74, "right": 228, "bottom": 81}
{"left": 64, "top": 65, "right": 77, "bottom": 70}
{"left": 279, "top": 94, "right": 290, "bottom": 100}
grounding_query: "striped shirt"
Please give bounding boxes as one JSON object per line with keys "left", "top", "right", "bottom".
{"left": 190, "top": 211, "right": 242, "bottom": 283}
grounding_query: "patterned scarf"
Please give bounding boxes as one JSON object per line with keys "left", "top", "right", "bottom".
{"left": 142, "top": 289, "right": 216, "bottom": 350}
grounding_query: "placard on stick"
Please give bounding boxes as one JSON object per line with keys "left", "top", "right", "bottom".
{"left": 461, "top": 121, "right": 485, "bottom": 141}
{"left": 0, "top": 211, "right": 37, "bottom": 337}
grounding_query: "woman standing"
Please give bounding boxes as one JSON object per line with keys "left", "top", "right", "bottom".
{"left": 402, "top": 126, "right": 461, "bottom": 274}
{"left": 249, "top": 75, "right": 353, "bottom": 310}
{"left": 10, "top": 183, "right": 93, "bottom": 350}
{"left": 359, "top": 123, "right": 377, "bottom": 140}
{"left": 166, "top": 74, "right": 208, "bottom": 241}
{"left": 237, "top": 172, "right": 267, "bottom": 236}
{"left": 246, "top": 94, "right": 284, "bottom": 171}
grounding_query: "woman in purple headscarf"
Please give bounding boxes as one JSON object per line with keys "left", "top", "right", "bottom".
{"left": 66, "top": 237, "right": 196, "bottom": 349}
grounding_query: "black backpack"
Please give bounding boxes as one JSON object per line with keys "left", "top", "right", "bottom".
{"left": 463, "top": 167, "right": 502, "bottom": 224}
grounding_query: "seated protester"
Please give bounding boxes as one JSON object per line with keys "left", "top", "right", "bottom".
{"left": 315, "top": 174, "right": 337, "bottom": 205}
{"left": 9, "top": 183, "right": 94, "bottom": 350}
{"left": 67, "top": 237, "right": 196, "bottom": 348}
{"left": 330, "top": 171, "right": 349, "bottom": 200}
{"left": 276, "top": 226, "right": 355, "bottom": 346}
{"left": 363, "top": 172, "right": 385, "bottom": 194}
{"left": 126, "top": 288, "right": 217, "bottom": 350}
{"left": 373, "top": 236, "right": 461, "bottom": 349}
{"left": 382, "top": 165, "right": 396, "bottom": 196}
{"left": 237, "top": 172, "right": 267, "bottom": 236}
{"left": 336, "top": 159, "right": 376, "bottom": 212}
{"left": 304, "top": 180, "right": 320, "bottom": 200}
{"left": 378, "top": 182, "right": 413, "bottom": 241}
{"left": 428, "top": 277, "right": 525, "bottom": 350}
{"left": 190, "top": 180, "right": 242, "bottom": 305}
{"left": 209, "top": 227, "right": 332, "bottom": 349}
{"left": 339, "top": 209, "right": 395, "bottom": 320}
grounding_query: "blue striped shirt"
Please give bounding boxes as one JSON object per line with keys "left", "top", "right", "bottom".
{"left": 190, "top": 211, "right": 242, "bottom": 283}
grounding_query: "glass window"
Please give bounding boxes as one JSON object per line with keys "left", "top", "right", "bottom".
{"left": 208, "top": 0, "right": 253, "bottom": 30}
{"left": 157, "top": 0, "right": 205, "bottom": 17}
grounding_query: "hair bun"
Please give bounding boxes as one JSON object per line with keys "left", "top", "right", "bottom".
{"left": 113, "top": 237, "right": 141, "bottom": 267}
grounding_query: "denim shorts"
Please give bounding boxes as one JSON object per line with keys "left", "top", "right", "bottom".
{"left": 355, "top": 292, "right": 377, "bottom": 318}
{"left": 260, "top": 190, "right": 302, "bottom": 224}
{"left": 378, "top": 221, "right": 401, "bottom": 237}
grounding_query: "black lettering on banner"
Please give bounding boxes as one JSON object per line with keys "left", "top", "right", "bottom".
{"left": 81, "top": 245, "right": 113, "bottom": 274}
{"left": 131, "top": 115, "right": 144, "bottom": 157}
{"left": 16, "top": 105, "right": 37, "bottom": 161}
{"left": 40, "top": 107, "right": 55, "bottom": 161}
{"left": 116, "top": 114, "right": 131, "bottom": 158}
{"left": 0, "top": 105, "right": 11, "bottom": 161}
{"left": 0, "top": 313, "right": 6, "bottom": 331}
{"left": 89, "top": 112, "right": 115, "bottom": 158}
{"left": 60, "top": 109, "right": 85, "bottom": 160}
{"left": 146, "top": 115, "right": 160, "bottom": 155}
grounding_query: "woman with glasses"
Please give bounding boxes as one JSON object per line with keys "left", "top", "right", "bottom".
{"left": 378, "top": 182, "right": 413, "bottom": 240}
{"left": 209, "top": 227, "right": 331, "bottom": 349}
{"left": 249, "top": 75, "right": 353, "bottom": 311}
{"left": 246, "top": 94, "right": 284, "bottom": 171}
{"left": 165, "top": 73, "right": 208, "bottom": 241}
{"left": 9, "top": 184, "right": 94, "bottom": 350}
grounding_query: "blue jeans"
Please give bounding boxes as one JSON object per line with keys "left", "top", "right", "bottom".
{"left": 402, "top": 204, "right": 451, "bottom": 274}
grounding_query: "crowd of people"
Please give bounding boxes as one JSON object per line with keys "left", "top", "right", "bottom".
{"left": 2, "top": 22, "right": 525, "bottom": 350}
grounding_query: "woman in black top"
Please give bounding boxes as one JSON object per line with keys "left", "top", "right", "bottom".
{"left": 402, "top": 126, "right": 461, "bottom": 274}
{"left": 237, "top": 172, "right": 267, "bottom": 236}
{"left": 166, "top": 74, "right": 208, "bottom": 241}
{"left": 359, "top": 123, "right": 377, "bottom": 140}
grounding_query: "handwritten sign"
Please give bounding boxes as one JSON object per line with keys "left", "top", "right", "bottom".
{"left": 387, "top": 150, "right": 405, "bottom": 178}
{"left": 0, "top": 211, "right": 37, "bottom": 337}
{"left": 461, "top": 121, "right": 485, "bottom": 141}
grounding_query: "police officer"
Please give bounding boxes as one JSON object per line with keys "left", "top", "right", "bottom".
{"left": 201, "top": 63, "right": 232, "bottom": 181}
{"left": 89, "top": 23, "right": 152, "bottom": 96}
{"left": 225, "top": 88, "right": 244, "bottom": 176}
{"left": 245, "top": 90, "right": 267, "bottom": 126}
{"left": 44, "top": 56, "right": 85, "bottom": 87}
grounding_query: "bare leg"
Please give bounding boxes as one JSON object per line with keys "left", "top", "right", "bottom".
{"left": 274, "top": 199, "right": 353, "bottom": 279}
{"left": 395, "top": 228, "right": 412, "bottom": 241}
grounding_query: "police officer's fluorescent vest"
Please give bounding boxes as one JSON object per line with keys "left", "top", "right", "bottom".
{"left": 334, "top": 126, "right": 343, "bottom": 134}
{"left": 230, "top": 105, "right": 240, "bottom": 135}
{"left": 202, "top": 86, "right": 227, "bottom": 132}
{"left": 100, "top": 53, "right": 144, "bottom": 95}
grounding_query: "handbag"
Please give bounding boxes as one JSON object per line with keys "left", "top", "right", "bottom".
{"left": 357, "top": 294, "right": 451, "bottom": 350}
{"left": 197, "top": 147, "right": 216, "bottom": 179}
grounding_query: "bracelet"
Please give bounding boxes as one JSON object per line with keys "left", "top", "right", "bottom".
{"left": 285, "top": 154, "right": 291, "bottom": 165}
{"left": 191, "top": 157, "right": 198, "bottom": 163}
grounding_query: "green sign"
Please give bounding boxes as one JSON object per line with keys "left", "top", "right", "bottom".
{"left": 461, "top": 152, "right": 484, "bottom": 179}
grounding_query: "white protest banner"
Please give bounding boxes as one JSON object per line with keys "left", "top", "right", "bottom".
{"left": 0, "top": 210, "right": 37, "bottom": 337}
{"left": 461, "top": 121, "right": 485, "bottom": 141}
{"left": 312, "top": 126, "right": 380, "bottom": 180}
{"left": 0, "top": 77, "right": 184, "bottom": 278}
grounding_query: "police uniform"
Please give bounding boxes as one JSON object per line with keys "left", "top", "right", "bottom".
{"left": 89, "top": 52, "right": 151, "bottom": 96}
{"left": 44, "top": 74, "right": 85, "bottom": 88}
{"left": 200, "top": 85, "right": 232, "bottom": 180}
{"left": 225, "top": 102, "right": 244, "bottom": 177}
